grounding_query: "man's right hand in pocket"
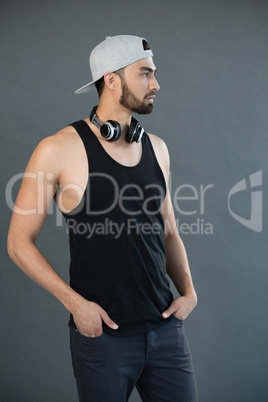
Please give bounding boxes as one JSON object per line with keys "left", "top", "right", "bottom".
{"left": 72, "top": 299, "right": 119, "bottom": 337}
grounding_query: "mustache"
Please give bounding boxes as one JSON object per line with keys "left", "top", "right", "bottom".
{"left": 144, "top": 92, "right": 156, "bottom": 98}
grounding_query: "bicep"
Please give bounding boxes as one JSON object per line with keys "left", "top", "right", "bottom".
{"left": 159, "top": 142, "right": 178, "bottom": 239}
{"left": 161, "top": 184, "right": 178, "bottom": 240}
{"left": 147, "top": 133, "right": 179, "bottom": 239}
{"left": 8, "top": 138, "right": 60, "bottom": 244}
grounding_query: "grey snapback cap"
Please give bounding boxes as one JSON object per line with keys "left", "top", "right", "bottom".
{"left": 75, "top": 35, "right": 153, "bottom": 94}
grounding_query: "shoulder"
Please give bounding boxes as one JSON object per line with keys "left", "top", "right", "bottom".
{"left": 147, "top": 132, "right": 170, "bottom": 173}
{"left": 32, "top": 123, "right": 81, "bottom": 159}
{"left": 25, "top": 124, "right": 81, "bottom": 176}
{"left": 36, "top": 124, "right": 79, "bottom": 154}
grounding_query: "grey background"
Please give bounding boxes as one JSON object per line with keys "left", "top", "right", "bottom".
{"left": 1, "top": 0, "right": 267, "bottom": 401}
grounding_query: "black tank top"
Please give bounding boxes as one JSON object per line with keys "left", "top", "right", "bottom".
{"left": 62, "top": 120, "right": 174, "bottom": 336}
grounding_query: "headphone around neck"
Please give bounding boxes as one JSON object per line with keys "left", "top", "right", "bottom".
{"left": 89, "top": 105, "right": 144, "bottom": 143}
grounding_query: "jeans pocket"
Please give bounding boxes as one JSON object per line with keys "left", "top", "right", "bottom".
{"left": 172, "top": 314, "right": 184, "bottom": 323}
{"left": 73, "top": 327, "right": 106, "bottom": 342}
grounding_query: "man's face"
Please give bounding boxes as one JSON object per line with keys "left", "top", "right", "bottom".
{"left": 117, "top": 57, "right": 160, "bottom": 115}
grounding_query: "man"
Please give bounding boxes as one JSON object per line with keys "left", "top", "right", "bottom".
{"left": 7, "top": 35, "right": 199, "bottom": 401}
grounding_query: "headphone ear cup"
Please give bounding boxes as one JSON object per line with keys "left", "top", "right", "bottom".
{"left": 100, "top": 123, "right": 111, "bottom": 139}
{"left": 89, "top": 106, "right": 121, "bottom": 141}
{"left": 126, "top": 119, "right": 144, "bottom": 143}
{"left": 100, "top": 120, "right": 121, "bottom": 141}
{"left": 106, "top": 120, "right": 121, "bottom": 141}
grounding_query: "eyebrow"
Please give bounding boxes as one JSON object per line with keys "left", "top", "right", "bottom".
{"left": 140, "top": 67, "right": 157, "bottom": 74}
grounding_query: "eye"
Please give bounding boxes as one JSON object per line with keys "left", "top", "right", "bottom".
{"left": 142, "top": 73, "right": 149, "bottom": 77}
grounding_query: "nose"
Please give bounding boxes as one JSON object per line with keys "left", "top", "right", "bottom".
{"left": 150, "top": 76, "right": 160, "bottom": 91}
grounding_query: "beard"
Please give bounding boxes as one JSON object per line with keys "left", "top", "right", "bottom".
{"left": 119, "top": 78, "right": 154, "bottom": 115}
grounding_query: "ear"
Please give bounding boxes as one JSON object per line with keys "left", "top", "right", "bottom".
{"left": 103, "top": 72, "right": 120, "bottom": 91}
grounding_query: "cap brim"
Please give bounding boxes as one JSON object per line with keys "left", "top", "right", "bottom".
{"left": 74, "top": 80, "right": 97, "bottom": 94}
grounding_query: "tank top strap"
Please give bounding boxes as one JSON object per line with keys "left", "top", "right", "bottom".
{"left": 68, "top": 119, "right": 100, "bottom": 172}
{"left": 142, "top": 132, "right": 160, "bottom": 169}
{"left": 68, "top": 120, "right": 95, "bottom": 150}
{"left": 141, "top": 130, "right": 149, "bottom": 149}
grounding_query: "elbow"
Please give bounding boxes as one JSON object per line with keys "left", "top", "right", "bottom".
{"left": 193, "top": 290, "right": 198, "bottom": 307}
{"left": 7, "top": 232, "right": 29, "bottom": 263}
{"left": 7, "top": 233, "right": 18, "bottom": 261}
{"left": 165, "top": 228, "right": 180, "bottom": 243}
{"left": 188, "top": 288, "right": 198, "bottom": 308}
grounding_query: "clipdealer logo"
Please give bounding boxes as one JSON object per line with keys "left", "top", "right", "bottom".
{"left": 5, "top": 170, "right": 263, "bottom": 234}
{"left": 228, "top": 170, "right": 263, "bottom": 233}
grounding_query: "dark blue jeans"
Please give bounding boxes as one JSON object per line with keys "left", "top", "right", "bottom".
{"left": 70, "top": 315, "right": 198, "bottom": 402}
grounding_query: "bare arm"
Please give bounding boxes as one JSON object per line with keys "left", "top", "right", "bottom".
{"left": 151, "top": 135, "right": 198, "bottom": 320}
{"left": 7, "top": 133, "right": 118, "bottom": 336}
